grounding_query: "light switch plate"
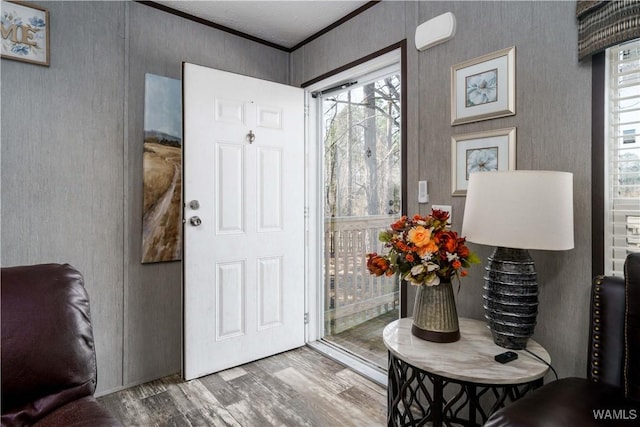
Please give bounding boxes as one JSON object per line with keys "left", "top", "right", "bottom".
{"left": 418, "top": 180, "right": 428, "bottom": 203}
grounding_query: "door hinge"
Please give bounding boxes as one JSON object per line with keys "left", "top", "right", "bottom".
{"left": 304, "top": 312, "right": 309, "bottom": 324}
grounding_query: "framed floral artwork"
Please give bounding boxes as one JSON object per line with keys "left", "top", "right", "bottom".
{"left": 1, "top": 1, "right": 49, "bottom": 66}
{"left": 451, "top": 127, "right": 516, "bottom": 196}
{"left": 451, "top": 47, "right": 515, "bottom": 125}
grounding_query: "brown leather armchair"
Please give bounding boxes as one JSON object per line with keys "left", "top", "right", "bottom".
{"left": 1, "top": 264, "right": 122, "bottom": 426}
{"left": 485, "top": 253, "right": 640, "bottom": 426}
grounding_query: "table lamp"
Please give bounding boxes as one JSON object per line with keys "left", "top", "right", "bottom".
{"left": 461, "top": 170, "right": 574, "bottom": 349}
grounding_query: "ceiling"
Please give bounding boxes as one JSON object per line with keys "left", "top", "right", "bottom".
{"left": 153, "top": 1, "right": 372, "bottom": 49}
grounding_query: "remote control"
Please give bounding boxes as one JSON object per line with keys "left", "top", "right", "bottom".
{"left": 494, "top": 351, "right": 518, "bottom": 364}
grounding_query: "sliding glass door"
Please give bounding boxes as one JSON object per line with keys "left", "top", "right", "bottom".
{"left": 319, "top": 68, "right": 401, "bottom": 368}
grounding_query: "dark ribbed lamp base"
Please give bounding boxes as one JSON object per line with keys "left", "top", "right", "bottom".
{"left": 483, "top": 247, "right": 538, "bottom": 350}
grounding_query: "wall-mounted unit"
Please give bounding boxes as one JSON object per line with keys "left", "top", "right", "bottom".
{"left": 415, "top": 12, "right": 456, "bottom": 51}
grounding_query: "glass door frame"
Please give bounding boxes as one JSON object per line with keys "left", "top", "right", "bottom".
{"left": 302, "top": 42, "right": 408, "bottom": 379}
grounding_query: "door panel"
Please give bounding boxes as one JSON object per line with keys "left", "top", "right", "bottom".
{"left": 216, "top": 143, "right": 245, "bottom": 234}
{"left": 216, "top": 261, "right": 245, "bottom": 340}
{"left": 257, "top": 147, "right": 283, "bottom": 231}
{"left": 258, "top": 256, "right": 283, "bottom": 329}
{"left": 183, "top": 63, "right": 305, "bottom": 380}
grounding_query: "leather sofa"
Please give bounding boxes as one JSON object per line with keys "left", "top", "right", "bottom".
{"left": 485, "top": 253, "right": 640, "bottom": 426}
{"left": 1, "top": 263, "right": 122, "bottom": 426}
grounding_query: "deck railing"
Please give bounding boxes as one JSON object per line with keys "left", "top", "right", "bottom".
{"left": 324, "top": 215, "right": 400, "bottom": 334}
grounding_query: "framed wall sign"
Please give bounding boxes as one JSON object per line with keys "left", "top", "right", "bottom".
{"left": 451, "top": 46, "right": 515, "bottom": 125}
{"left": 1, "top": 1, "right": 49, "bottom": 66}
{"left": 451, "top": 127, "right": 516, "bottom": 196}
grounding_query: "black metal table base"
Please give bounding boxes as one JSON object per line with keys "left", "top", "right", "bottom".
{"left": 387, "top": 351, "right": 543, "bottom": 427}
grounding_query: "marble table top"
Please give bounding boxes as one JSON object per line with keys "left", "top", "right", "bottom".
{"left": 383, "top": 318, "right": 551, "bottom": 385}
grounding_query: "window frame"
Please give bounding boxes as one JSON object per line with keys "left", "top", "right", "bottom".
{"left": 594, "top": 39, "right": 640, "bottom": 277}
{"left": 592, "top": 52, "right": 606, "bottom": 278}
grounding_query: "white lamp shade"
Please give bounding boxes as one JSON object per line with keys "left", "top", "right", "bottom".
{"left": 461, "top": 171, "right": 574, "bottom": 251}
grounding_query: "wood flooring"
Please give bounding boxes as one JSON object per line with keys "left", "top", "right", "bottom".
{"left": 98, "top": 346, "right": 387, "bottom": 427}
{"left": 323, "top": 310, "right": 397, "bottom": 369}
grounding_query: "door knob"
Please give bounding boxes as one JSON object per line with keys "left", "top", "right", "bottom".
{"left": 189, "top": 216, "right": 202, "bottom": 227}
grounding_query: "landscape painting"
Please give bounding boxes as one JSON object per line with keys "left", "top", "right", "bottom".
{"left": 142, "top": 73, "right": 182, "bottom": 263}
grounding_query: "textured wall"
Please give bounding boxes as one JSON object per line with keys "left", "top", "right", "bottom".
{"left": 291, "top": 1, "right": 592, "bottom": 379}
{"left": 1, "top": 1, "right": 289, "bottom": 395}
{"left": 1, "top": 1, "right": 126, "bottom": 393}
{"left": 1, "top": 0, "right": 593, "bottom": 394}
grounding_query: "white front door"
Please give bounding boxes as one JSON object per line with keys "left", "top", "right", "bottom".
{"left": 183, "top": 63, "right": 305, "bottom": 380}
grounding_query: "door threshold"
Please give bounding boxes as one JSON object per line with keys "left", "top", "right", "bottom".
{"left": 306, "top": 340, "right": 387, "bottom": 387}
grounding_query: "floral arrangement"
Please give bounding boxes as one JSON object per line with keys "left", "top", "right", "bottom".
{"left": 366, "top": 209, "right": 480, "bottom": 286}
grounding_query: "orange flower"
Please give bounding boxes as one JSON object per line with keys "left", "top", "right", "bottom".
{"left": 408, "top": 226, "right": 432, "bottom": 247}
{"left": 457, "top": 245, "right": 470, "bottom": 258}
{"left": 460, "top": 270, "right": 468, "bottom": 277}
{"left": 425, "top": 240, "right": 438, "bottom": 253}
{"left": 396, "top": 241, "right": 416, "bottom": 253}
{"left": 406, "top": 253, "right": 415, "bottom": 262}
{"left": 366, "top": 253, "right": 390, "bottom": 276}
{"left": 431, "top": 209, "right": 450, "bottom": 222}
{"left": 417, "top": 240, "right": 438, "bottom": 256}
{"left": 391, "top": 216, "right": 407, "bottom": 231}
{"left": 452, "top": 259, "right": 462, "bottom": 270}
{"left": 435, "top": 231, "right": 459, "bottom": 253}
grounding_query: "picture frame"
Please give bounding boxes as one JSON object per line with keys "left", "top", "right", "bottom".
{"left": 451, "top": 46, "right": 515, "bottom": 125}
{"left": 142, "top": 74, "right": 182, "bottom": 263}
{"left": 1, "top": 1, "right": 49, "bottom": 66}
{"left": 451, "top": 127, "right": 516, "bottom": 196}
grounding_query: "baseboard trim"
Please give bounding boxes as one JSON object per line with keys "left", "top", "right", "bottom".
{"left": 95, "top": 371, "right": 181, "bottom": 398}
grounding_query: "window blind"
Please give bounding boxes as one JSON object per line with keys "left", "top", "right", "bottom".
{"left": 605, "top": 38, "right": 640, "bottom": 275}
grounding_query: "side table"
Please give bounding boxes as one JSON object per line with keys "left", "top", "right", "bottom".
{"left": 383, "top": 318, "right": 551, "bottom": 427}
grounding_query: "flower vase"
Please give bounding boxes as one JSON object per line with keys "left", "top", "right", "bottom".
{"left": 411, "top": 279, "right": 460, "bottom": 343}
